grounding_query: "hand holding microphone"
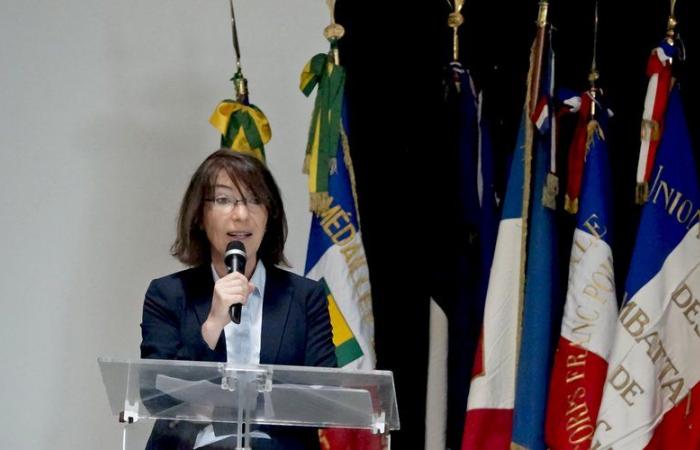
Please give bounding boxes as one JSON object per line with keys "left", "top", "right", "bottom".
{"left": 202, "top": 241, "right": 252, "bottom": 349}
{"left": 224, "top": 240, "right": 247, "bottom": 324}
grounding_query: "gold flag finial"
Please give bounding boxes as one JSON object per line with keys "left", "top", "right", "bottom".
{"left": 447, "top": 0, "right": 465, "bottom": 62}
{"left": 536, "top": 0, "right": 549, "bottom": 28}
{"left": 323, "top": 0, "right": 345, "bottom": 65}
{"left": 666, "top": 0, "right": 678, "bottom": 53}
{"left": 668, "top": 0, "right": 678, "bottom": 31}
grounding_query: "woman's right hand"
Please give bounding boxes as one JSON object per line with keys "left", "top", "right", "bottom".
{"left": 201, "top": 272, "right": 254, "bottom": 349}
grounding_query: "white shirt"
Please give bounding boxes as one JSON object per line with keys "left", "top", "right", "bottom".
{"left": 194, "top": 260, "right": 267, "bottom": 449}
{"left": 216, "top": 259, "right": 266, "bottom": 365}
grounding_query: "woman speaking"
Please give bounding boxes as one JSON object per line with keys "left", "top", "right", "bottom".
{"left": 140, "top": 149, "right": 336, "bottom": 449}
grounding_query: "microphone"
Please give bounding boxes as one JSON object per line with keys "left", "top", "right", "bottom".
{"left": 224, "top": 240, "right": 247, "bottom": 324}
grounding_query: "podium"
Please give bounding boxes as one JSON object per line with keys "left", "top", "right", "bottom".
{"left": 98, "top": 357, "right": 399, "bottom": 449}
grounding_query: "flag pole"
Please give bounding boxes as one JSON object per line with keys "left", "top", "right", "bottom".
{"left": 228, "top": 0, "right": 248, "bottom": 102}
{"left": 588, "top": 0, "right": 600, "bottom": 117}
{"left": 528, "top": 0, "right": 549, "bottom": 115}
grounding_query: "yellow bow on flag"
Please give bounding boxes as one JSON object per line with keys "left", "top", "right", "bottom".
{"left": 210, "top": 100, "right": 271, "bottom": 163}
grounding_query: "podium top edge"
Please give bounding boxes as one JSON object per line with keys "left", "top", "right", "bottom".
{"left": 97, "top": 356, "right": 395, "bottom": 377}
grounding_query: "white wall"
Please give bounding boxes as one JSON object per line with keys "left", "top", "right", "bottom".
{"left": 0, "top": 1, "right": 327, "bottom": 448}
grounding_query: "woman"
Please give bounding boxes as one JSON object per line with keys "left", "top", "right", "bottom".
{"left": 140, "top": 149, "right": 336, "bottom": 449}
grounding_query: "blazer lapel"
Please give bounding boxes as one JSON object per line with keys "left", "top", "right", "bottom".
{"left": 260, "top": 266, "right": 293, "bottom": 364}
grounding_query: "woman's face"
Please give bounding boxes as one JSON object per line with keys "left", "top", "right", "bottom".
{"left": 202, "top": 170, "right": 268, "bottom": 273}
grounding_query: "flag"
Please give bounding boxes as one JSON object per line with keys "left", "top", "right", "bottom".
{"left": 209, "top": 91, "right": 271, "bottom": 163}
{"left": 510, "top": 30, "right": 563, "bottom": 450}
{"left": 208, "top": 2, "right": 271, "bottom": 164}
{"left": 303, "top": 104, "right": 375, "bottom": 370}
{"left": 301, "top": 48, "right": 382, "bottom": 448}
{"left": 635, "top": 41, "right": 676, "bottom": 203}
{"left": 300, "top": 38, "right": 375, "bottom": 371}
{"left": 300, "top": 52, "right": 345, "bottom": 213}
{"left": 432, "top": 61, "right": 499, "bottom": 450}
{"left": 563, "top": 92, "right": 594, "bottom": 214}
{"left": 546, "top": 102, "right": 617, "bottom": 450}
{"left": 531, "top": 95, "right": 551, "bottom": 134}
{"left": 461, "top": 108, "right": 527, "bottom": 450}
{"left": 462, "top": 7, "right": 552, "bottom": 448}
{"left": 592, "top": 85, "right": 700, "bottom": 449}
{"left": 306, "top": 104, "right": 382, "bottom": 450}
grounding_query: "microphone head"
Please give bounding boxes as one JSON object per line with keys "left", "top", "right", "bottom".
{"left": 224, "top": 240, "right": 247, "bottom": 273}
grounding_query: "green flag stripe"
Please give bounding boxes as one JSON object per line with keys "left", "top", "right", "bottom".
{"left": 335, "top": 337, "right": 363, "bottom": 367}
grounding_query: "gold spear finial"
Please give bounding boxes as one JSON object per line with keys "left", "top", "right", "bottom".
{"left": 668, "top": 0, "right": 678, "bottom": 34}
{"left": 536, "top": 0, "right": 549, "bottom": 28}
{"left": 323, "top": 0, "right": 345, "bottom": 65}
{"left": 447, "top": 0, "right": 465, "bottom": 62}
{"left": 664, "top": 0, "right": 678, "bottom": 65}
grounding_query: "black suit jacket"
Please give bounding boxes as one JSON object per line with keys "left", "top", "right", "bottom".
{"left": 140, "top": 263, "right": 337, "bottom": 449}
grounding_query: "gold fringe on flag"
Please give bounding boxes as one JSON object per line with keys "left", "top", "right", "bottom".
{"left": 564, "top": 195, "right": 579, "bottom": 215}
{"left": 585, "top": 119, "right": 604, "bottom": 154}
{"left": 564, "top": 120, "right": 604, "bottom": 214}
{"left": 542, "top": 172, "right": 559, "bottom": 210}
{"left": 636, "top": 182, "right": 650, "bottom": 204}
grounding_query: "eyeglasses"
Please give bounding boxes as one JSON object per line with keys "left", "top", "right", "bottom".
{"left": 205, "top": 195, "right": 265, "bottom": 213}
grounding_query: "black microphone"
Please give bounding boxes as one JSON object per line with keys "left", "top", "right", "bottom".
{"left": 224, "top": 240, "right": 247, "bottom": 324}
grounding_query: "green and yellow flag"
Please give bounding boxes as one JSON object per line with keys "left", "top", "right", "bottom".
{"left": 208, "top": 1, "right": 270, "bottom": 163}
{"left": 300, "top": 50, "right": 345, "bottom": 213}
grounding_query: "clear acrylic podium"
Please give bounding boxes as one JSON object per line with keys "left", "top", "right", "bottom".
{"left": 98, "top": 357, "right": 399, "bottom": 449}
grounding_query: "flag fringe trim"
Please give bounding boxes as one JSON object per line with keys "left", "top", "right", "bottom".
{"left": 309, "top": 192, "right": 333, "bottom": 214}
{"left": 542, "top": 172, "right": 558, "bottom": 209}
{"left": 564, "top": 194, "right": 579, "bottom": 214}
{"left": 636, "top": 182, "right": 650, "bottom": 204}
{"left": 340, "top": 124, "right": 362, "bottom": 220}
{"left": 516, "top": 38, "right": 538, "bottom": 378}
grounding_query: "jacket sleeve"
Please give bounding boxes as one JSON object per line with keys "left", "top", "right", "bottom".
{"left": 304, "top": 281, "right": 338, "bottom": 368}
{"left": 140, "top": 279, "right": 184, "bottom": 360}
{"left": 140, "top": 277, "right": 222, "bottom": 362}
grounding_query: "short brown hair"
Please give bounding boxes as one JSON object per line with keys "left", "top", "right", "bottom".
{"left": 171, "top": 149, "right": 288, "bottom": 267}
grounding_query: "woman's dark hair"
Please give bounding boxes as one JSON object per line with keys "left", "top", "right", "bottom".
{"left": 171, "top": 149, "right": 288, "bottom": 267}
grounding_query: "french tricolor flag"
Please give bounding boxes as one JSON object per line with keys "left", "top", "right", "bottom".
{"left": 593, "top": 86, "right": 700, "bottom": 449}
{"left": 531, "top": 95, "right": 551, "bottom": 134}
{"left": 461, "top": 112, "right": 527, "bottom": 450}
{"left": 545, "top": 111, "right": 616, "bottom": 450}
{"left": 636, "top": 42, "right": 676, "bottom": 202}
